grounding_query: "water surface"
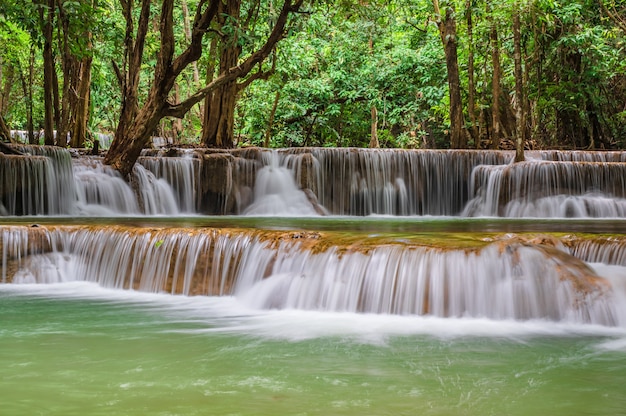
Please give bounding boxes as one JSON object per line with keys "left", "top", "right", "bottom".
{"left": 2, "top": 283, "right": 625, "bottom": 416}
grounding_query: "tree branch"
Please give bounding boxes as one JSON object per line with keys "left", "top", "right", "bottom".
{"left": 168, "top": 0, "right": 220, "bottom": 83}
{"left": 163, "top": 0, "right": 303, "bottom": 118}
{"left": 237, "top": 57, "right": 276, "bottom": 92}
{"left": 111, "top": 60, "right": 124, "bottom": 88}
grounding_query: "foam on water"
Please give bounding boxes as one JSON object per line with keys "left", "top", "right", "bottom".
{"left": 2, "top": 282, "right": 625, "bottom": 345}
{"left": 243, "top": 152, "right": 319, "bottom": 216}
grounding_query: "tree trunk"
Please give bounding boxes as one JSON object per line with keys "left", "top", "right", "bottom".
{"left": 202, "top": 65, "right": 239, "bottom": 147}
{"left": 0, "top": 115, "right": 11, "bottom": 142}
{"left": 181, "top": 0, "right": 201, "bottom": 86}
{"left": 513, "top": 5, "right": 525, "bottom": 162}
{"left": 433, "top": 0, "right": 466, "bottom": 149}
{"left": 27, "top": 46, "right": 36, "bottom": 144}
{"left": 202, "top": 0, "right": 242, "bottom": 148}
{"left": 201, "top": 36, "right": 219, "bottom": 143}
{"left": 40, "top": 0, "right": 56, "bottom": 146}
{"left": 0, "top": 60, "right": 14, "bottom": 116}
{"left": 181, "top": 0, "right": 203, "bottom": 119}
{"left": 18, "top": 55, "right": 36, "bottom": 145}
{"left": 489, "top": 8, "right": 502, "bottom": 150}
{"left": 369, "top": 105, "right": 380, "bottom": 148}
{"left": 70, "top": 56, "right": 93, "bottom": 148}
{"left": 172, "top": 83, "right": 184, "bottom": 142}
{"left": 265, "top": 89, "right": 281, "bottom": 147}
{"left": 466, "top": 0, "right": 479, "bottom": 148}
{"left": 0, "top": 58, "right": 15, "bottom": 143}
{"left": 56, "top": 0, "right": 93, "bottom": 149}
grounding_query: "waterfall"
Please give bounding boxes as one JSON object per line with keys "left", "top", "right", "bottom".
{"left": 73, "top": 159, "right": 142, "bottom": 215}
{"left": 243, "top": 151, "right": 321, "bottom": 216}
{"left": 0, "top": 146, "right": 75, "bottom": 215}
{"left": 2, "top": 224, "right": 624, "bottom": 326}
{"left": 463, "top": 161, "right": 626, "bottom": 217}
{"left": 278, "top": 148, "right": 510, "bottom": 216}
{"left": 0, "top": 145, "right": 199, "bottom": 216}
{"left": 138, "top": 154, "right": 199, "bottom": 213}
{"left": 5, "top": 145, "right": 626, "bottom": 217}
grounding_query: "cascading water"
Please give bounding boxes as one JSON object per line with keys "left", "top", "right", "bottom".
{"left": 3, "top": 145, "right": 626, "bottom": 415}
{"left": 2, "top": 224, "right": 625, "bottom": 326}
{"left": 0, "top": 145, "right": 199, "bottom": 215}
{"left": 0, "top": 146, "right": 75, "bottom": 215}
{"left": 5, "top": 145, "right": 626, "bottom": 217}
{"left": 277, "top": 148, "right": 510, "bottom": 216}
{"left": 138, "top": 152, "right": 198, "bottom": 213}
{"left": 463, "top": 160, "right": 626, "bottom": 217}
{"left": 243, "top": 151, "right": 321, "bottom": 216}
{"left": 73, "top": 158, "right": 181, "bottom": 215}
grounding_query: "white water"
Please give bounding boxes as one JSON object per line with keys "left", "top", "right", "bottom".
{"left": 2, "top": 282, "right": 626, "bottom": 345}
{"left": 73, "top": 159, "right": 141, "bottom": 215}
{"left": 138, "top": 155, "right": 198, "bottom": 213}
{"left": 72, "top": 159, "right": 184, "bottom": 215}
{"left": 243, "top": 152, "right": 319, "bottom": 216}
{"left": 5, "top": 146, "right": 626, "bottom": 217}
{"left": 464, "top": 161, "right": 626, "bottom": 218}
{"left": 3, "top": 225, "right": 625, "bottom": 326}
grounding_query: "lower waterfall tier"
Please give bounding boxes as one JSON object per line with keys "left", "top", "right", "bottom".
{"left": 2, "top": 224, "right": 625, "bottom": 326}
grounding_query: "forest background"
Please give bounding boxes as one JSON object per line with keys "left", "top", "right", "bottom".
{"left": 1, "top": 0, "right": 625, "bottom": 166}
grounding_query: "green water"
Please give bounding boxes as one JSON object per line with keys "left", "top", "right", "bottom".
{"left": 4, "top": 215, "right": 626, "bottom": 234}
{"left": 1, "top": 286, "right": 625, "bottom": 416}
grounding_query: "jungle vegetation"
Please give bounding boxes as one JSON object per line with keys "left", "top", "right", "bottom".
{"left": 1, "top": 0, "right": 625, "bottom": 174}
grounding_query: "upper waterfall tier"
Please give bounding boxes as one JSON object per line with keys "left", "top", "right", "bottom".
{"left": 3, "top": 146, "right": 626, "bottom": 217}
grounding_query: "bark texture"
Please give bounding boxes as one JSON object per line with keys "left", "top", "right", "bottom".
{"left": 513, "top": 6, "right": 525, "bottom": 162}
{"left": 105, "top": 0, "right": 303, "bottom": 178}
{"left": 489, "top": 10, "right": 502, "bottom": 150}
{"left": 433, "top": 0, "right": 466, "bottom": 149}
{"left": 40, "top": 0, "right": 56, "bottom": 146}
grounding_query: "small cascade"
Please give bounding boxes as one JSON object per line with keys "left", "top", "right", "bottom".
{"left": 0, "top": 144, "right": 193, "bottom": 216}
{"left": 2, "top": 224, "right": 624, "bottom": 326}
{"left": 73, "top": 159, "right": 142, "bottom": 215}
{"left": 138, "top": 154, "right": 199, "bottom": 213}
{"left": 132, "top": 164, "right": 180, "bottom": 215}
{"left": 74, "top": 159, "right": 184, "bottom": 215}
{"left": 279, "top": 148, "right": 511, "bottom": 216}
{"left": 93, "top": 133, "right": 113, "bottom": 149}
{"left": 464, "top": 161, "right": 626, "bottom": 217}
{"left": 243, "top": 152, "right": 320, "bottom": 216}
{"left": 532, "top": 150, "right": 626, "bottom": 162}
{"left": 10, "top": 130, "right": 36, "bottom": 144}
{"left": 0, "top": 146, "right": 76, "bottom": 215}
{"left": 565, "top": 237, "right": 626, "bottom": 267}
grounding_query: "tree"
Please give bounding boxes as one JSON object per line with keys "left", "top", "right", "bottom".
{"left": 465, "top": 0, "right": 478, "bottom": 147}
{"left": 432, "top": 0, "right": 466, "bottom": 148}
{"left": 200, "top": 0, "right": 278, "bottom": 148}
{"left": 39, "top": 0, "right": 56, "bottom": 145}
{"left": 56, "top": 0, "right": 94, "bottom": 148}
{"left": 104, "top": 0, "right": 304, "bottom": 178}
{"left": 487, "top": 0, "right": 501, "bottom": 149}
{"left": 513, "top": 0, "right": 525, "bottom": 162}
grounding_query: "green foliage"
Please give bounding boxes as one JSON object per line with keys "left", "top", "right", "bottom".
{"left": 1, "top": 0, "right": 626, "bottom": 149}
{"left": 238, "top": 2, "right": 451, "bottom": 148}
